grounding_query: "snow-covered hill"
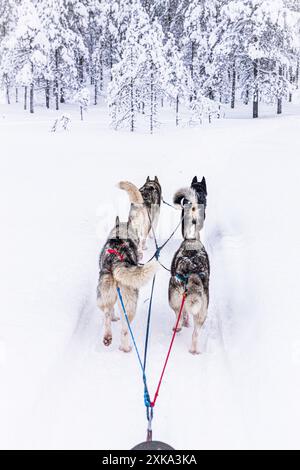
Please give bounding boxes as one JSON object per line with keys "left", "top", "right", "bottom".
{"left": 1, "top": 102, "right": 300, "bottom": 449}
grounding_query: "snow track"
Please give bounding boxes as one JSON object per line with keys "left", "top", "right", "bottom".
{"left": 1, "top": 103, "right": 300, "bottom": 449}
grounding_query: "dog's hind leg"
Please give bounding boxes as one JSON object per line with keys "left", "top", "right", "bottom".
{"left": 97, "top": 274, "right": 117, "bottom": 347}
{"left": 189, "top": 306, "right": 207, "bottom": 355}
{"left": 117, "top": 286, "right": 138, "bottom": 353}
{"left": 111, "top": 309, "right": 120, "bottom": 322}
{"left": 169, "top": 284, "right": 185, "bottom": 333}
{"left": 103, "top": 309, "right": 113, "bottom": 347}
{"left": 173, "top": 307, "right": 184, "bottom": 333}
{"left": 183, "top": 310, "right": 190, "bottom": 328}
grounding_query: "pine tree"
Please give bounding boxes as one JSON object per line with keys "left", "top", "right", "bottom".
{"left": 163, "top": 33, "right": 190, "bottom": 126}
{"left": 1, "top": 0, "right": 49, "bottom": 113}
{"left": 0, "top": 0, "right": 19, "bottom": 104}
{"left": 108, "top": 1, "right": 169, "bottom": 133}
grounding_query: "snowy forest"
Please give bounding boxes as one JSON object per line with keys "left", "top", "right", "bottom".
{"left": 1, "top": 0, "right": 300, "bottom": 131}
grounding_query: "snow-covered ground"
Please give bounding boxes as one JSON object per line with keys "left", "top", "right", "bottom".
{"left": 1, "top": 99, "right": 300, "bottom": 450}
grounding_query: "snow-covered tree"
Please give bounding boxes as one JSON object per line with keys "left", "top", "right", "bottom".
{"left": 38, "top": 0, "right": 87, "bottom": 110}
{"left": 163, "top": 33, "right": 190, "bottom": 125}
{"left": 0, "top": 0, "right": 299, "bottom": 125}
{"left": 1, "top": 0, "right": 49, "bottom": 113}
{"left": 74, "top": 86, "right": 90, "bottom": 120}
{"left": 108, "top": 1, "right": 169, "bottom": 133}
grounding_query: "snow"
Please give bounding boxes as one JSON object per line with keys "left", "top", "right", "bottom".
{"left": 1, "top": 98, "right": 300, "bottom": 450}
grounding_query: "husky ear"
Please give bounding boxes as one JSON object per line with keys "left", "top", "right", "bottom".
{"left": 115, "top": 216, "right": 120, "bottom": 238}
{"left": 146, "top": 176, "right": 150, "bottom": 182}
{"left": 154, "top": 176, "right": 159, "bottom": 183}
{"left": 192, "top": 176, "right": 198, "bottom": 185}
{"left": 200, "top": 177, "right": 207, "bottom": 195}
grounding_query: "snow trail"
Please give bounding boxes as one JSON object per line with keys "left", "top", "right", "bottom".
{"left": 1, "top": 103, "right": 300, "bottom": 449}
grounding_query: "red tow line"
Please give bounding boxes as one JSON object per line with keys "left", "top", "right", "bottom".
{"left": 150, "top": 291, "right": 187, "bottom": 408}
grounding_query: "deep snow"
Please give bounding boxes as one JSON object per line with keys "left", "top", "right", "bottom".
{"left": 1, "top": 98, "right": 300, "bottom": 450}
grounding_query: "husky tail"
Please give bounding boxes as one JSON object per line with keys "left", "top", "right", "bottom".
{"left": 118, "top": 181, "right": 144, "bottom": 205}
{"left": 173, "top": 187, "right": 197, "bottom": 208}
{"left": 113, "top": 259, "right": 159, "bottom": 289}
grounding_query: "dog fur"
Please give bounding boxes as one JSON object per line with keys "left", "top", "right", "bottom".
{"left": 169, "top": 181, "right": 210, "bottom": 354}
{"left": 97, "top": 217, "right": 159, "bottom": 352}
{"left": 139, "top": 176, "right": 162, "bottom": 238}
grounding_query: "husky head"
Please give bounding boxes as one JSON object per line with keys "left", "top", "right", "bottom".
{"left": 139, "top": 176, "right": 162, "bottom": 208}
{"left": 191, "top": 176, "right": 207, "bottom": 214}
{"left": 173, "top": 183, "right": 206, "bottom": 240}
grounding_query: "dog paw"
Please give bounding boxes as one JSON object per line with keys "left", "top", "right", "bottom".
{"left": 189, "top": 348, "right": 200, "bottom": 355}
{"left": 119, "top": 345, "right": 132, "bottom": 353}
{"left": 183, "top": 319, "right": 190, "bottom": 328}
{"left": 173, "top": 326, "right": 182, "bottom": 333}
{"left": 111, "top": 315, "right": 120, "bottom": 322}
{"left": 103, "top": 335, "right": 112, "bottom": 347}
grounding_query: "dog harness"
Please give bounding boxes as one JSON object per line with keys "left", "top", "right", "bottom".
{"left": 175, "top": 272, "right": 206, "bottom": 284}
{"left": 107, "top": 248, "right": 124, "bottom": 262}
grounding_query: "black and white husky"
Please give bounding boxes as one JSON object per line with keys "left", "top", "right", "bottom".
{"left": 169, "top": 177, "right": 210, "bottom": 355}
{"left": 97, "top": 217, "right": 159, "bottom": 352}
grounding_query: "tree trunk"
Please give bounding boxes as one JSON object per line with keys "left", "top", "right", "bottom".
{"left": 130, "top": 77, "right": 134, "bottom": 132}
{"left": 109, "top": 38, "right": 113, "bottom": 81}
{"left": 45, "top": 80, "right": 50, "bottom": 109}
{"left": 60, "top": 88, "right": 65, "bottom": 103}
{"left": 190, "top": 41, "right": 196, "bottom": 101}
{"left": 253, "top": 60, "right": 259, "bottom": 119}
{"left": 80, "top": 106, "right": 83, "bottom": 121}
{"left": 244, "top": 86, "right": 249, "bottom": 105}
{"left": 24, "top": 86, "right": 28, "bottom": 110}
{"left": 30, "top": 83, "right": 34, "bottom": 114}
{"left": 231, "top": 61, "right": 236, "bottom": 109}
{"left": 289, "top": 66, "right": 293, "bottom": 102}
{"left": 100, "top": 61, "right": 103, "bottom": 91}
{"left": 277, "top": 97, "right": 282, "bottom": 115}
{"left": 79, "top": 57, "right": 84, "bottom": 84}
{"left": 94, "top": 81, "right": 98, "bottom": 105}
{"left": 296, "top": 58, "right": 299, "bottom": 90}
{"left": 277, "top": 66, "right": 283, "bottom": 115}
{"left": 6, "top": 84, "right": 10, "bottom": 105}
{"left": 150, "top": 64, "right": 154, "bottom": 134}
{"left": 54, "top": 49, "right": 59, "bottom": 110}
{"left": 15, "top": 88, "right": 18, "bottom": 103}
{"left": 176, "top": 95, "right": 179, "bottom": 127}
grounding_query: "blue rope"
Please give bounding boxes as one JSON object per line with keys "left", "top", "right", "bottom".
{"left": 143, "top": 275, "right": 156, "bottom": 372}
{"left": 117, "top": 287, "right": 151, "bottom": 408}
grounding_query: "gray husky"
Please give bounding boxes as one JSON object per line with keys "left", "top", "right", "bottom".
{"left": 169, "top": 181, "right": 210, "bottom": 355}
{"left": 118, "top": 177, "right": 162, "bottom": 257}
{"left": 140, "top": 176, "right": 162, "bottom": 238}
{"left": 97, "top": 217, "right": 159, "bottom": 352}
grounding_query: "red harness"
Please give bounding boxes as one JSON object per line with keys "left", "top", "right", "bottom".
{"left": 107, "top": 247, "right": 125, "bottom": 262}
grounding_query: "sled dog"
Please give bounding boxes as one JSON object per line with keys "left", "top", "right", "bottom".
{"left": 139, "top": 176, "right": 162, "bottom": 238}
{"left": 97, "top": 217, "right": 159, "bottom": 352}
{"left": 174, "top": 176, "right": 207, "bottom": 238}
{"left": 118, "top": 177, "right": 161, "bottom": 257}
{"left": 169, "top": 180, "right": 210, "bottom": 354}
